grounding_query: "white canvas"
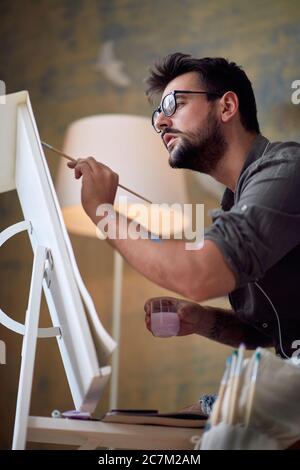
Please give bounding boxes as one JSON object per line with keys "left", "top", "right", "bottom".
{"left": 0, "top": 91, "right": 116, "bottom": 412}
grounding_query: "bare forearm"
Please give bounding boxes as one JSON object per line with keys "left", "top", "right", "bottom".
{"left": 94, "top": 214, "right": 235, "bottom": 302}
{"left": 73, "top": 157, "right": 236, "bottom": 301}
{"left": 196, "top": 305, "right": 273, "bottom": 349}
{"left": 104, "top": 215, "right": 197, "bottom": 298}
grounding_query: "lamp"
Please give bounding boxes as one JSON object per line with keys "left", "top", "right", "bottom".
{"left": 55, "top": 114, "right": 191, "bottom": 409}
{"left": 193, "top": 172, "right": 225, "bottom": 201}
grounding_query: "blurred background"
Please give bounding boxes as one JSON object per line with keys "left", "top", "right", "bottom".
{"left": 0, "top": 0, "right": 299, "bottom": 449}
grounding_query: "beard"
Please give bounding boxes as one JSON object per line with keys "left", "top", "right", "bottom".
{"left": 167, "top": 107, "right": 228, "bottom": 175}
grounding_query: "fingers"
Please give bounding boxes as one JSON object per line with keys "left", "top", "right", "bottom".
{"left": 67, "top": 156, "right": 112, "bottom": 172}
{"left": 144, "top": 300, "right": 151, "bottom": 333}
{"left": 67, "top": 160, "right": 77, "bottom": 169}
{"left": 67, "top": 158, "right": 98, "bottom": 179}
{"left": 67, "top": 157, "right": 118, "bottom": 182}
{"left": 74, "top": 161, "right": 91, "bottom": 179}
{"left": 144, "top": 299, "right": 152, "bottom": 315}
{"left": 145, "top": 314, "right": 152, "bottom": 333}
{"left": 85, "top": 157, "right": 112, "bottom": 173}
{"left": 67, "top": 157, "right": 94, "bottom": 169}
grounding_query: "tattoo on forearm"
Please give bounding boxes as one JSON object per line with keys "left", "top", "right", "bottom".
{"left": 209, "top": 311, "right": 272, "bottom": 349}
{"left": 210, "top": 312, "right": 243, "bottom": 346}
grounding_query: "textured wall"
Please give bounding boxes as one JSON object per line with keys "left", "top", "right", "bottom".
{"left": 0, "top": 0, "right": 299, "bottom": 449}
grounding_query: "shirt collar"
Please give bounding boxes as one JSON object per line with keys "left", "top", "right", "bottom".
{"left": 221, "top": 134, "right": 269, "bottom": 211}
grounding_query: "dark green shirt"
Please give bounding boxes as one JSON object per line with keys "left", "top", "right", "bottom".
{"left": 205, "top": 134, "right": 300, "bottom": 358}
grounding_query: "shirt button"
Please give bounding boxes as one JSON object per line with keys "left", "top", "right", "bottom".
{"left": 241, "top": 204, "right": 247, "bottom": 211}
{"left": 262, "top": 322, "right": 268, "bottom": 328}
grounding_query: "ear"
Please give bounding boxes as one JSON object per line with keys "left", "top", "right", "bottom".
{"left": 219, "top": 91, "right": 239, "bottom": 124}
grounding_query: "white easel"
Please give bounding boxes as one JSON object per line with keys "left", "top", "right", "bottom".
{"left": 0, "top": 222, "right": 198, "bottom": 450}
{"left": 0, "top": 222, "right": 61, "bottom": 449}
{"left": 0, "top": 91, "right": 201, "bottom": 450}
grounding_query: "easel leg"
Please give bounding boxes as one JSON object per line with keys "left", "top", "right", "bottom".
{"left": 12, "top": 245, "right": 48, "bottom": 450}
{"left": 109, "top": 251, "right": 123, "bottom": 410}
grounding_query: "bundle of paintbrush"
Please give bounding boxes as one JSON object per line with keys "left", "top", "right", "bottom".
{"left": 209, "top": 345, "right": 261, "bottom": 428}
{"left": 197, "top": 348, "right": 300, "bottom": 450}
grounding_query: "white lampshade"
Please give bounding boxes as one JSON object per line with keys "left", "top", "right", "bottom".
{"left": 55, "top": 114, "right": 191, "bottom": 237}
{"left": 193, "top": 173, "right": 225, "bottom": 201}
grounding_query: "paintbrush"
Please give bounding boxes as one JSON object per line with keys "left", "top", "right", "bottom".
{"left": 244, "top": 348, "right": 261, "bottom": 427}
{"left": 228, "top": 343, "right": 245, "bottom": 425}
{"left": 41, "top": 141, "right": 153, "bottom": 205}
{"left": 223, "top": 349, "right": 238, "bottom": 425}
{"left": 210, "top": 355, "right": 231, "bottom": 426}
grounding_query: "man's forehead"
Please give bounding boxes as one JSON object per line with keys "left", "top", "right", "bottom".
{"left": 162, "top": 71, "right": 201, "bottom": 97}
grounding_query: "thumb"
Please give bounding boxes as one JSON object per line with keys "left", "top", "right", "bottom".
{"left": 144, "top": 299, "right": 152, "bottom": 314}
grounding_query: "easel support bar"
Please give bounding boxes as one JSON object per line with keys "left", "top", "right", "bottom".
{"left": 12, "top": 245, "right": 48, "bottom": 450}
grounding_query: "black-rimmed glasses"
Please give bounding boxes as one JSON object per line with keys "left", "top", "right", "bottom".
{"left": 151, "top": 89, "right": 223, "bottom": 133}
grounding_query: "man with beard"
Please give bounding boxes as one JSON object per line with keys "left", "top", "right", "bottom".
{"left": 68, "top": 53, "right": 300, "bottom": 360}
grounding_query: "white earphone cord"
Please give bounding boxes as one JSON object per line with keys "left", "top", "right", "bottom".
{"left": 254, "top": 281, "right": 290, "bottom": 359}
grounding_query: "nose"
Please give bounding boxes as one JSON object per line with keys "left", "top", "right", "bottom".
{"left": 155, "top": 112, "right": 173, "bottom": 132}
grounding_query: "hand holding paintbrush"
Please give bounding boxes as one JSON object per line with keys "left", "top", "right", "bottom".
{"left": 41, "top": 141, "right": 152, "bottom": 205}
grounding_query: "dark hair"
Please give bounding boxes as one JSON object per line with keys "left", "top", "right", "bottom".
{"left": 145, "top": 53, "right": 260, "bottom": 133}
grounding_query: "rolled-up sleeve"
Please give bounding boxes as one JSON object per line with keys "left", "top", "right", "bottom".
{"left": 205, "top": 148, "right": 300, "bottom": 287}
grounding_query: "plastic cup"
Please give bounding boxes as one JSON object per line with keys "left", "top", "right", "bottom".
{"left": 151, "top": 311, "right": 180, "bottom": 337}
{"left": 150, "top": 299, "right": 180, "bottom": 337}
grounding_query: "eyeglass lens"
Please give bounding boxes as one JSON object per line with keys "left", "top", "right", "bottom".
{"left": 162, "top": 93, "right": 176, "bottom": 116}
{"left": 152, "top": 92, "right": 176, "bottom": 132}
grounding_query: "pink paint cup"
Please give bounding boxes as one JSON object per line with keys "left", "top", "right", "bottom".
{"left": 151, "top": 311, "right": 180, "bottom": 337}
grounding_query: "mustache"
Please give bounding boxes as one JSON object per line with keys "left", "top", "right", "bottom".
{"left": 161, "top": 128, "right": 181, "bottom": 142}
